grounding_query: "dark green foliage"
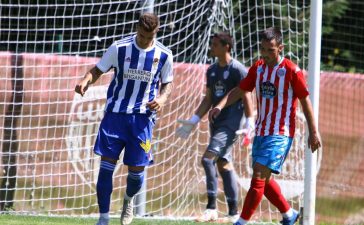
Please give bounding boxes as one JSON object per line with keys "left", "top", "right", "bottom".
{"left": 321, "top": 0, "right": 364, "bottom": 73}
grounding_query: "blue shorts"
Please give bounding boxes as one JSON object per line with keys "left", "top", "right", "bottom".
{"left": 94, "top": 112, "right": 155, "bottom": 166}
{"left": 252, "top": 135, "right": 293, "bottom": 174}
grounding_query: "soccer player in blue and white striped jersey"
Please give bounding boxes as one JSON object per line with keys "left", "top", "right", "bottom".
{"left": 75, "top": 13, "right": 173, "bottom": 225}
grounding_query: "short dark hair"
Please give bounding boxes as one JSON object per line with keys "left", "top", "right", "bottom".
{"left": 138, "top": 13, "right": 159, "bottom": 32}
{"left": 213, "top": 32, "right": 233, "bottom": 51}
{"left": 260, "top": 27, "right": 283, "bottom": 45}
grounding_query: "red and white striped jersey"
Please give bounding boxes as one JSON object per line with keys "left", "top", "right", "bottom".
{"left": 240, "top": 57, "right": 309, "bottom": 137}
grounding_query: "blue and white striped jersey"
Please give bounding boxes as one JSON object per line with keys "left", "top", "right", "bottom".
{"left": 96, "top": 35, "right": 173, "bottom": 114}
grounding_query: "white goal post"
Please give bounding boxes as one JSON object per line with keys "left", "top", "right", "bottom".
{"left": 0, "top": 0, "right": 321, "bottom": 224}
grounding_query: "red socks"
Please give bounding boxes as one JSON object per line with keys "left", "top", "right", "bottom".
{"left": 240, "top": 178, "right": 291, "bottom": 220}
{"left": 240, "top": 178, "right": 265, "bottom": 220}
{"left": 264, "top": 178, "right": 290, "bottom": 213}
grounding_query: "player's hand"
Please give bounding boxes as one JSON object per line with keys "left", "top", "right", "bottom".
{"left": 308, "top": 132, "right": 321, "bottom": 153}
{"left": 208, "top": 107, "right": 221, "bottom": 123}
{"left": 147, "top": 98, "right": 164, "bottom": 111}
{"left": 241, "top": 117, "right": 255, "bottom": 137}
{"left": 236, "top": 117, "right": 255, "bottom": 147}
{"left": 175, "top": 119, "right": 197, "bottom": 139}
{"left": 75, "top": 80, "right": 90, "bottom": 96}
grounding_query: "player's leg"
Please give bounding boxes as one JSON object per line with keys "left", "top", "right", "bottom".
{"left": 198, "top": 150, "right": 219, "bottom": 222}
{"left": 120, "top": 165, "right": 145, "bottom": 225}
{"left": 213, "top": 127, "right": 239, "bottom": 221}
{"left": 199, "top": 125, "right": 219, "bottom": 221}
{"left": 125, "top": 165, "right": 145, "bottom": 200}
{"left": 121, "top": 114, "right": 155, "bottom": 225}
{"left": 235, "top": 162, "right": 270, "bottom": 225}
{"left": 216, "top": 159, "right": 239, "bottom": 222}
{"left": 264, "top": 178, "right": 299, "bottom": 225}
{"left": 235, "top": 136, "right": 272, "bottom": 225}
{"left": 94, "top": 112, "right": 126, "bottom": 225}
{"left": 96, "top": 157, "right": 118, "bottom": 225}
{"left": 198, "top": 127, "right": 239, "bottom": 222}
{"left": 261, "top": 136, "right": 299, "bottom": 225}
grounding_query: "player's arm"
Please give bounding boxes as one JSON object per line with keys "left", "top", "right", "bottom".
{"left": 233, "top": 62, "right": 255, "bottom": 136}
{"left": 147, "top": 82, "right": 172, "bottom": 111}
{"left": 208, "top": 87, "right": 243, "bottom": 122}
{"left": 149, "top": 52, "right": 174, "bottom": 111}
{"left": 292, "top": 67, "right": 321, "bottom": 152}
{"left": 75, "top": 43, "right": 116, "bottom": 96}
{"left": 75, "top": 66, "right": 104, "bottom": 96}
{"left": 236, "top": 64, "right": 253, "bottom": 118}
{"left": 209, "top": 62, "right": 257, "bottom": 123}
{"left": 299, "top": 96, "right": 321, "bottom": 152}
{"left": 195, "top": 88, "right": 213, "bottom": 118}
{"left": 242, "top": 90, "right": 255, "bottom": 132}
{"left": 218, "top": 86, "right": 244, "bottom": 109}
{"left": 242, "top": 89, "right": 253, "bottom": 119}
{"left": 175, "top": 88, "right": 213, "bottom": 139}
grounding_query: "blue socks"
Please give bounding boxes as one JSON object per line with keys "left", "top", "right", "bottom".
{"left": 96, "top": 161, "right": 116, "bottom": 213}
{"left": 126, "top": 170, "right": 145, "bottom": 198}
{"left": 96, "top": 161, "right": 145, "bottom": 214}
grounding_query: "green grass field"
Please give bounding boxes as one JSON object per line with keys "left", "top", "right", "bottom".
{"left": 1, "top": 196, "right": 361, "bottom": 225}
{"left": 0, "top": 215, "right": 233, "bottom": 225}
{"left": 0, "top": 215, "right": 344, "bottom": 225}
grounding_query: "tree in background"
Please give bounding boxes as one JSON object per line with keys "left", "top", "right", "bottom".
{"left": 321, "top": 0, "right": 364, "bottom": 73}
{"left": 230, "top": 0, "right": 364, "bottom": 73}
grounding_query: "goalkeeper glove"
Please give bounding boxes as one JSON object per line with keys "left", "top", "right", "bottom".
{"left": 236, "top": 117, "right": 255, "bottom": 137}
{"left": 175, "top": 115, "right": 200, "bottom": 139}
{"left": 236, "top": 117, "right": 255, "bottom": 147}
{"left": 244, "top": 117, "right": 255, "bottom": 136}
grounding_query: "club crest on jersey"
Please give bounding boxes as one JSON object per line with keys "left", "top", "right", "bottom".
{"left": 211, "top": 72, "right": 216, "bottom": 77}
{"left": 260, "top": 81, "right": 277, "bottom": 98}
{"left": 125, "top": 57, "right": 131, "bottom": 62}
{"left": 277, "top": 67, "right": 286, "bottom": 77}
{"left": 140, "top": 139, "right": 151, "bottom": 153}
{"left": 223, "top": 70, "right": 230, "bottom": 79}
{"left": 153, "top": 58, "right": 159, "bottom": 67}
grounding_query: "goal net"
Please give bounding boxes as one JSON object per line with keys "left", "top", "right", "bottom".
{"left": 0, "top": 0, "right": 313, "bottom": 223}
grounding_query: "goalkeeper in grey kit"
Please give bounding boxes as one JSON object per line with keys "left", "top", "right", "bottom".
{"left": 175, "top": 32, "right": 254, "bottom": 222}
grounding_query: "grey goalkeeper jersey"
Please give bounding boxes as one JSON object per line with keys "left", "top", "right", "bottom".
{"left": 206, "top": 59, "right": 248, "bottom": 130}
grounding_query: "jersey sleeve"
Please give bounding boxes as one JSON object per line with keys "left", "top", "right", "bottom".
{"left": 239, "top": 64, "right": 257, "bottom": 92}
{"left": 160, "top": 53, "right": 174, "bottom": 83}
{"left": 96, "top": 43, "right": 117, "bottom": 73}
{"left": 235, "top": 61, "right": 248, "bottom": 80}
{"left": 291, "top": 67, "right": 309, "bottom": 99}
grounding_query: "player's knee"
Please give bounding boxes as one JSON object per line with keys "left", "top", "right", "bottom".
{"left": 128, "top": 165, "right": 145, "bottom": 172}
{"left": 126, "top": 169, "right": 145, "bottom": 191}
{"left": 216, "top": 158, "right": 232, "bottom": 172}
{"left": 252, "top": 163, "right": 271, "bottom": 180}
{"left": 201, "top": 156, "right": 214, "bottom": 168}
{"left": 101, "top": 156, "right": 117, "bottom": 164}
{"left": 126, "top": 169, "right": 145, "bottom": 198}
{"left": 127, "top": 170, "right": 144, "bottom": 180}
{"left": 201, "top": 150, "right": 216, "bottom": 166}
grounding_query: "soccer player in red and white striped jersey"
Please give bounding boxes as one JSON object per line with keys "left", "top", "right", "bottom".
{"left": 244, "top": 49, "right": 307, "bottom": 138}
{"left": 209, "top": 27, "right": 321, "bottom": 225}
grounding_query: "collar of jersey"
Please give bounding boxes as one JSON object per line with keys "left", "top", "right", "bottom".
{"left": 133, "top": 35, "right": 156, "bottom": 52}
{"left": 217, "top": 58, "right": 233, "bottom": 69}
{"left": 276, "top": 56, "right": 284, "bottom": 66}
